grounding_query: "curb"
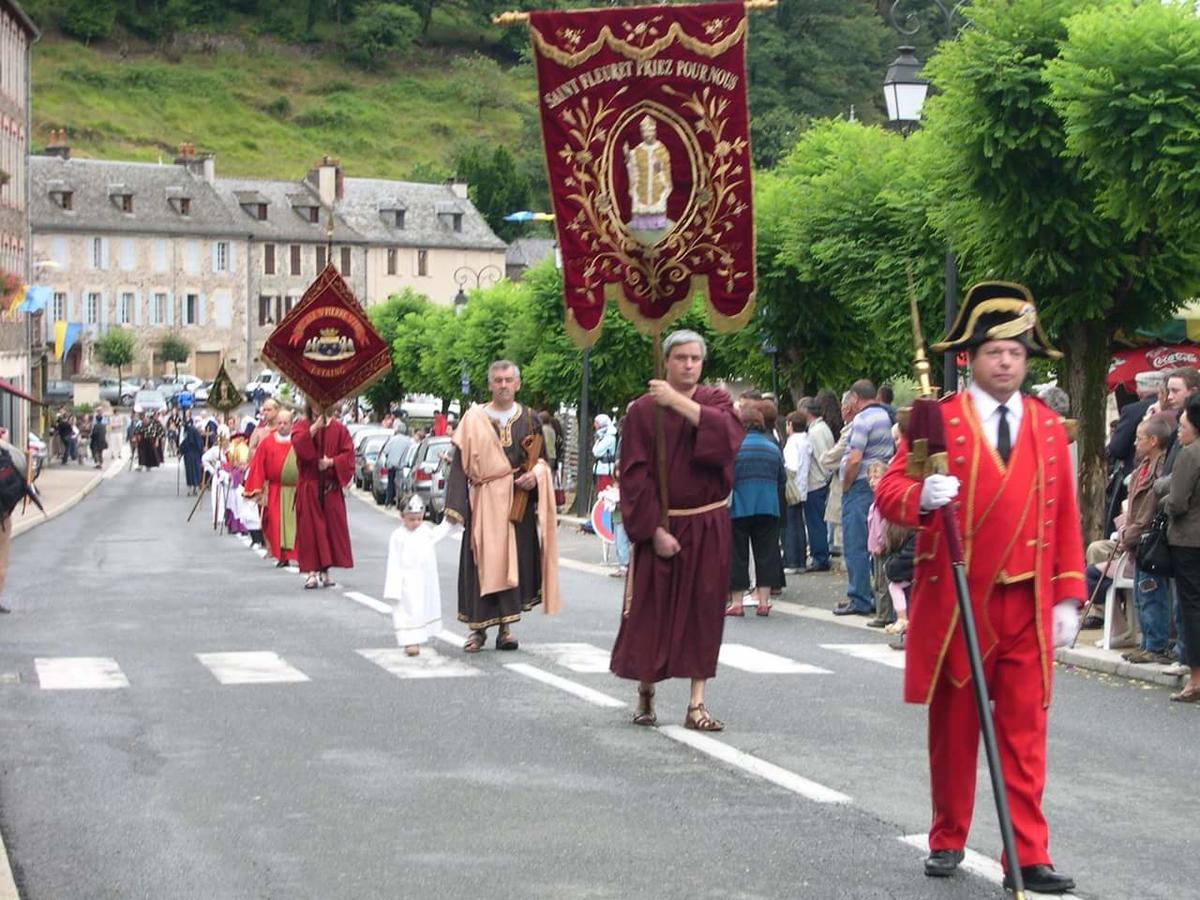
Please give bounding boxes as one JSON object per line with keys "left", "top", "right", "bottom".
{"left": 0, "top": 828, "right": 15, "bottom": 900}
{"left": 1054, "top": 645, "right": 1185, "bottom": 688}
{"left": 12, "top": 459, "right": 124, "bottom": 539}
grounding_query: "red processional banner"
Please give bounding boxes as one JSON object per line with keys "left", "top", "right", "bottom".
{"left": 530, "top": 2, "right": 756, "bottom": 346}
{"left": 261, "top": 264, "right": 391, "bottom": 409}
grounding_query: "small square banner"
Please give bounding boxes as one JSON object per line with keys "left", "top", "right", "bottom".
{"left": 261, "top": 264, "right": 391, "bottom": 409}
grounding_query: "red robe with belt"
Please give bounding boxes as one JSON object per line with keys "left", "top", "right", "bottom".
{"left": 243, "top": 434, "right": 297, "bottom": 564}
{"left": 291, "top": 418, "right": 355, "bottom": 572}
{"left": 874, "top": 391, "right": 1086, "bottom": 707}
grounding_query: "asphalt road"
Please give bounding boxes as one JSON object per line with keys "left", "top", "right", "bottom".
{"left": 0, "top": 464, "right": 1194, "bottom": 899}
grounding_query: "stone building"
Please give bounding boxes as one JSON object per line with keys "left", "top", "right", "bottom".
{"left": 0, "top": 0, "right": 36, "bottom": 442}
{"left": 31, "top": 144, "right": 507, "bottom": 385}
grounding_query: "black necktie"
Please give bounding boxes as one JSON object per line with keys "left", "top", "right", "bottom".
{"left": 997, "top": 405, "right": 1011, "bottom": 465}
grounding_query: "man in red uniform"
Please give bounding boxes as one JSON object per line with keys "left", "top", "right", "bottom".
{"left": 609, "top": 329, "right": 743, "bottom": 731}
{"left": 292, "top": 405, "right": 355, "bottom": 589}
{"left": 875, "top": 282, "right": 1084, "bottom": 895}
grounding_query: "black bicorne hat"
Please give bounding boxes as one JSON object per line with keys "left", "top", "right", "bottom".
{"left": 931, "top": 281, "right": 1061, "bottom": 360}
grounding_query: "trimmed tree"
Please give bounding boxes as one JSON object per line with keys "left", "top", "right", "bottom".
{"left": 94, "top": 328, "right": 136, "bottom": 405}
{"left": 919, "top": 0, "right": 1200, "bottom": 540}
{"left": 158, "top": 332, "right": 191, "bottom": 379}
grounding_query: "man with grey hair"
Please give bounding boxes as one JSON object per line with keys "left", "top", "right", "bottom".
{"left": 609, "top": 329, "right": 743, "bottom": 731}
{"left": 1107, "top": 370, "right": 1163, "bottom": 475}
{"left": 445, "top": 359, "right": 560, "bottom": 652}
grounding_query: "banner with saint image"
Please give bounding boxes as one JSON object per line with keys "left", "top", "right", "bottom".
{"left": 530, "top": 1, "right": 756, "bottom": 346}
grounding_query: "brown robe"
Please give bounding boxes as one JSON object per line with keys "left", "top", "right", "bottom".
{"left": 609, "top": 385, "right": 743, "bottom": 682}
{"left": 446, "top": 404, "right": 550, "bottom": 631}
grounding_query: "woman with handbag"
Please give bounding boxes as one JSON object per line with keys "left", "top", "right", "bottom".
{"left": 1162, "top": 397, "right": 1200, "bottom": 702}
{"left": 1120, "top": 416, "right": 1173, "bottom": 664}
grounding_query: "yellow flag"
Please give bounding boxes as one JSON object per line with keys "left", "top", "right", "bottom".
{"left": 7, "top": 284, "right": 27, "bottom": 313}
{"left": 54, "top": 319, "right": 67, "bottom": 360}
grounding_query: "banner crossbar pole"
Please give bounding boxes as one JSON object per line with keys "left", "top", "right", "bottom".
{"left": 493, "top": 0, "right": 776, "bottom": 26}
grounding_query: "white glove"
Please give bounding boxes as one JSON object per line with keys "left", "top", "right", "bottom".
{"left": 920, "top": 474, "right": 960, "bottom": 511}
{"left": 1052, "top": 601, "right": 1080, "bottom": 648}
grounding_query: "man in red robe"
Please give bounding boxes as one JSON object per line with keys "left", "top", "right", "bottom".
{"left": 243, "top": 409, "right": 298, "bottom": 567}
{"left": 292, "top": 405, "right": 355, "bottom": 589}
{"left": 609, "top": 329, "right": 743, "bottom": 732}
{"left": 874, "top": 282, "right": 1084, "bottom": 895}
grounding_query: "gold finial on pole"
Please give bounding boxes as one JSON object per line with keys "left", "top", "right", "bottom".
{"left": 907, "top": 263, "right": 936, "bottom": 400}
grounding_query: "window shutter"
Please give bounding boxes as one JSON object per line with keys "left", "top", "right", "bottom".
{"left": 99, "top": 292, "right": 108, "bottom": 330}
{"left": 166, "top": 291, "right": 175, "bottom": 326}
{"left": 211, "top": 242, "right": 219, "bottom": 273}
{"left": 198, "top": 293, "right": 206, "bottom": 325}
{"left": 228, "top": 242, "right": 237, "bottom": 273}
{"left": 100, "top": 239, "right": 110, "bottom": 270}
{"left": 134, "top": 291, "right": 142, "bottom": 326}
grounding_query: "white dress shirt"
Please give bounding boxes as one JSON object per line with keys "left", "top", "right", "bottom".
{"left": 967, "top": 382, "right": 1023, "bottom": 453}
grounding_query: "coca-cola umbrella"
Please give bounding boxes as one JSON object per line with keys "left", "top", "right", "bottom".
{"left": 1108, "top": 343, "right": 1200, "bottom": 393}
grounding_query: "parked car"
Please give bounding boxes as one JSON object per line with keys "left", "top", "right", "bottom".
{"left": 245, "top": 370, "right": 284, "bottom": 401}
{"left": 194, "top": 381, "right": 214, "bottom": 403}
{"left": 131, "top": 389, "right": 168, "bottom": 414}
{"left": 98, "top": 378, "right": 135, "bottom": 405}
{"left": 408, "top": 435, "right": 453, "bottom": 515}
{"left": 352, "top": 426, "right": 391, "bottom": 454}
{"left": 355, "top": 433, "right": 390, "bottom": 490}
{"left": 391, "top": 439, "right": 422, "bottom": 498}
{"left": 43, "top": 380, "right": 73, "bottom": 405}
{"left": 371, "top": 433, "right": 414, "bottom": 505}
{"left": 427, "top": 451, "right": 451, "bottom": 523}
{"left": 156, "top": 374, "right": 202, "bottom": 401}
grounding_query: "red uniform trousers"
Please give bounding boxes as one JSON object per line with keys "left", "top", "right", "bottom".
{"left": 928, "top": 581, "right": 1052, "bottom": 868}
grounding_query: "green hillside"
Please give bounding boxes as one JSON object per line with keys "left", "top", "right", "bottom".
{"left": 31, "top": 35, "right": 537, "bottom": 181}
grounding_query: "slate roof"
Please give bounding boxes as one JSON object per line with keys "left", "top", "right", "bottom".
{"left": 506, "top": 238, "right": 556, "bottom": 269}
{"left": 32, "top": 156, "right": 506, "bottom": 252}
{"left": 336, "top": 177, "right": 505, "bottom": 251}
{"left": 32, "top": 156, "right": 243, "bottom": 237}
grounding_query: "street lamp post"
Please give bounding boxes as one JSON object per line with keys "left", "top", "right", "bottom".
{"left": 451, "top": 264, "right": 502, "bottom": 412}
{"left": 882, "top": 45, "right": 960, "bottom": 393}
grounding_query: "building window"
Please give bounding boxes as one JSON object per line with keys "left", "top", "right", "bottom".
{"left": 417, "top": 250, "right": 428, "bottom": 277}
{"left": 184, "top": 294, "right": 199, "bottom": 325}
{"left": 258, "top": 295, "right": 273, "bottom": 327}
{"left": 394, "top": 209, "right": 405, "bottom": 229}
{"left": 285, "top": 296, "right": 297, "bottom": 315}
{"left": 289, "top": 244, "right": 301, "bottom": 275}
{"left": 308, "top": 206, "right": 320, "bottom": 223}
{"left": 119, "top": 292, "right": 133, "bottom": 324}
{"left": 60, "top": 191, "right": 72, "bottom": 211}
{"left": 257, "top": 203, "right": 267, "bottom": 221}
{"left": 340, "top": 247, "right": 351, "bottom": 277}
{"left": 179, "top": 197, "right": 191, "bottom": 216}
{"left": 85, "top": 292, "right": 100, "bottom": 324}
{"left": 264, "top": 244, "right": 275, "bottom": 276}
{"left": 452, "top": 213, "right": 463, "bottom": 233}
{"left": 120, "top": 194, "right": 133, "bottom": 213}
{"left": 386, "top": 248, "right": 397, "bottom": 276}
{"left": 92, "top": 237, "right": 103, "bottom": 269}
{"left": 316, "top": 245, "right": 327, "bottom": 271}
{"left": 152, "top": 292, "right": 166, "bottom": 325}
{"left": 52, "top": 292, "right": 65, "bottom": 321}
{"left": 215, "top": 241, "right": 229, "bottom": 272}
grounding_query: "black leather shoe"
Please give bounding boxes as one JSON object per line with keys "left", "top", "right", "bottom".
{"left": 924, "top": 849, "right": 964, "bottom": 877}
{"left": 1003, "top": 865, "right": 1075, "bottom": 894}
{"left": 833, "top": 605, "right": 872, "bottom": 617}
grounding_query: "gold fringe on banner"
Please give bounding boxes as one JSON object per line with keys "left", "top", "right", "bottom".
{"left": 493, "top": 0, "right": 776, "bottom": 26}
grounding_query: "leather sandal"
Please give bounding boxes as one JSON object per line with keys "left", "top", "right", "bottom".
{"left": 496, "top": 630, "right": 519, "bottom": 651}
{"left": 684, "top": 703, "right": 724, "bottom": 732}
{"left": 724, "top": 604, "right": 745, "bottom": 617}
{"left": 633, "top": 686, "right": 657, "bottom": 726}
{"left": 303, "top": 574, "right": 318, "bottom": 590}
{"left": 463, "top": 630, "right": 487, "bottom": 653}
{"left": 1169, "top": 686, "right": 1200, "bottom": 703}
{"left": 756, "top": 602, "right": 771, "bottom": 617}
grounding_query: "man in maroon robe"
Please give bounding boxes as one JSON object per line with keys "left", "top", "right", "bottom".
{"left": 292, "top": 406, "right": 355, "bottom": 589}
{"left": 609, "top": 330, "right": 743, "bottom": 731}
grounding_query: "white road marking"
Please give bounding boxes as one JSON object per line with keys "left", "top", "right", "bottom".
{"left": 660, "top": 725, "right": 851, "bottom": 804}
{"left": 196, "top": 651, "right": 310, "bottom": 685}
{"left": 35, "top": 657, "right": 129, "bottom": 690}
{"left": 898, "top": 835, "right": 1081, "bottom": 899}
{"left": 558, "top": 557, "right": 612, "bottom": 577}
{"left": 523, "top": 642, "right": 612, "bottom": 673}
{"left": 821, "top": 643, "right": 906, "bottom": 670}
{"left": 357, "top": 647, "right": 480, "bottom": 679}
{"left": 718, "top": 644, "right": 832, "bottom": 675}
{"left": 431, "top": 628, "right": 468, "bottom": 648}
{"left": 504, "top": 662, "right": 627, "bottom": 708}
{"left": 102, "top": 459, "right": 125, "bottom": 480}
{"left": 343, "top": 591, "right": 392, "bottom": 615}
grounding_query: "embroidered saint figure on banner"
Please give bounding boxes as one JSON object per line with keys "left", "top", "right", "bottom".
{"left": 531, "top": 1, "right": 756, "bottom": 346}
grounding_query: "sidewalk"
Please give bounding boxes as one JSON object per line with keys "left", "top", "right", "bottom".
{"left": 556, "top": 513, "right": 1186, "bottom": 691}
{"left": 12, "top": 456, "right": 124, "bottom": 538}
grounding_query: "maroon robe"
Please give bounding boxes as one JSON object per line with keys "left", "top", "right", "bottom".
{"left": 292, "top": 417, "right": 355, "bottom": 572}
{"left": 609, "top": 385, "right": 743, "bottom": 682}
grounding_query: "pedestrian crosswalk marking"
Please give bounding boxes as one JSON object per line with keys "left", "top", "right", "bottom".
{"left": 820, "top": 643, "right": 906, "bottom": 670}
{"left": 898, "top": 835, "right": 1081, "bottom": 899}
{"left": 196, "top": 651, "right": 310, "bottom": 685}
{"left": 357, "top": 647, "right": 480, "bottom": 680}
{"left": 504, "top": 663, "right": 626, "bottom": 708}
{"left": 718, "top": 644, "right": 833, "bottom": 675}
{"left": 35, "top": 657, "right": 129, "bottom": 690}
{"left": 524, "top": 642, "right": 612, "bottom": 673}
{"left": 344, "top": 591, "right": 392, "bottom": 615}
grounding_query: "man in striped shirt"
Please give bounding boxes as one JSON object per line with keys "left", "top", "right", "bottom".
{"left": 836, "top": 380, "right": 895, "bottom": 616}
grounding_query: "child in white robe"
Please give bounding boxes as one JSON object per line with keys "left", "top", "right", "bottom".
{"left": 384, "top": 495, "right": 452, "bottom": 656}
